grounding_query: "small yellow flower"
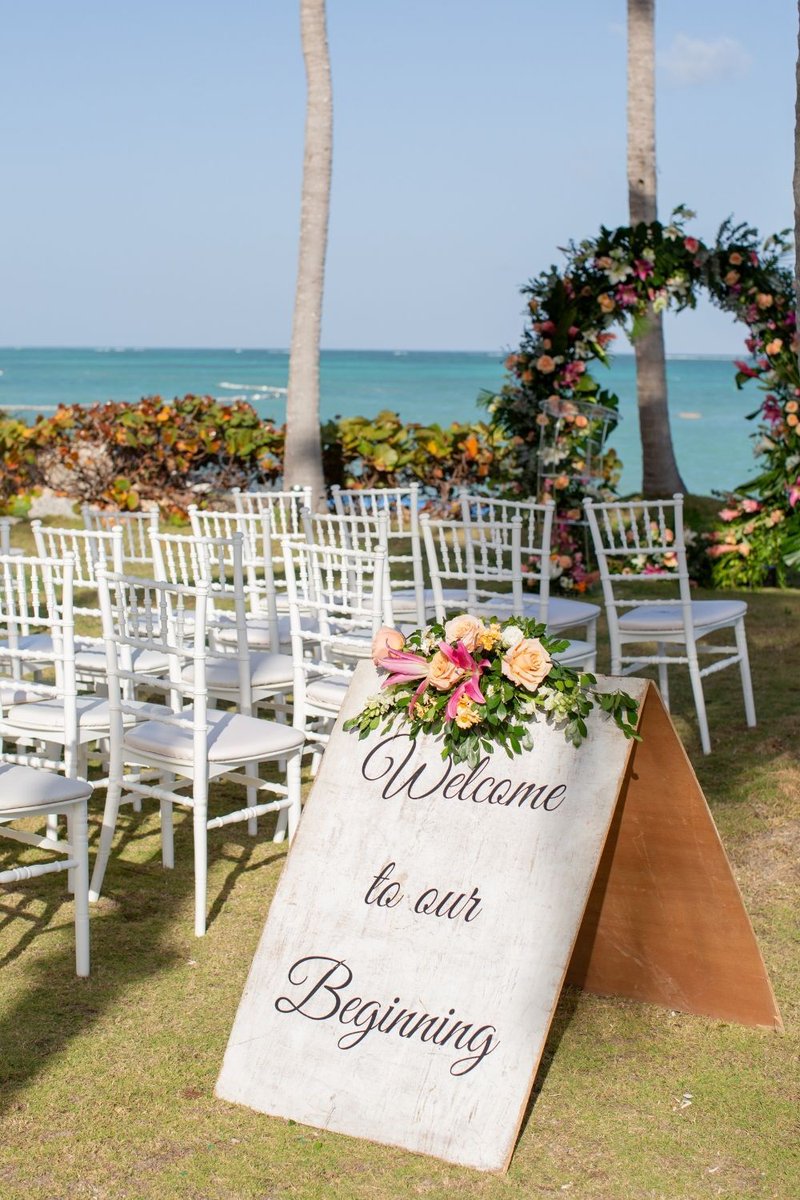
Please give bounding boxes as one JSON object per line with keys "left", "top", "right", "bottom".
{"left": 454, "top": 695, "right": 483, "bottom": 730}
{"left": 477, "top": 623, "right": 502, "bottom": 651}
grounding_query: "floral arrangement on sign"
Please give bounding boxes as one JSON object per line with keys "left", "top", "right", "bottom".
{"left": 486, "top": 206, "right": 800, "bottom": 589}
{"left": 344, "top": 615, "right": 640, "bottom": 766}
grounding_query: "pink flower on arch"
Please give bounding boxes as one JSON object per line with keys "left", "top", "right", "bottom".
{"left": 734, "top": 360, "right": 759, "bottom": 379}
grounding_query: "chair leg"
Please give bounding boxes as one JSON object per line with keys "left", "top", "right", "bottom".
{"left": 657, "top": 645, "right": 670, "bottom": 710}
{"left": 160, "top": 791, "right": 175, "bottom": 869}
{"left": 735, "top": 619, "right": 757, "bottom": 728}
{"left": 193, "top": 782, "right": 209, "bottom": 938}
{"left": 71, "top": 800, "right": 91, "bottom": 977}
{"left": 286, "top": 750, "right": 302, "bottom": 842}
{"left": 88, "top": 774, "right": 123, "bottom": 902}
{"left": 687, "top": 651, "right": 711, "bottom": 755}
{"left": 273, "top": 804, "right": 288, "bottom": 843}
{"left": 247, "top": 784, "right": 258, "bottom": 836}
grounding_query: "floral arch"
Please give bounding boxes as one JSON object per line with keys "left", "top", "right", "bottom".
{"left": 487, "top": 207, "right": 800, "bottom": 588}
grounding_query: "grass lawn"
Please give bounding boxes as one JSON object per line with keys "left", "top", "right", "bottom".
{"left": 0, "top": 518, "right": 798, "bottom": 1199}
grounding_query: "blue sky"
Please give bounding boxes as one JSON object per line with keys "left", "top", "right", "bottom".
{"left": 0, "top": 0, "right": 795, "bottom": 353}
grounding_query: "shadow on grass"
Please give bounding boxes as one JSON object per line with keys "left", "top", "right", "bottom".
{"left": 0, "top": 789, "right": 288, "bottom": 1119}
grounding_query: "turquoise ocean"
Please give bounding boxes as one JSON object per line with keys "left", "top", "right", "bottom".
{"left": 0, "top": 347, "right": 762, "bottom": 497}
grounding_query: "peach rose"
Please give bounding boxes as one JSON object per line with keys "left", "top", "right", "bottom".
{"left": 553, "top": 474, "right": 570, "bottom": 490}
{"left": 756, "top": 293, "right": 774, "bottom": 309}
{"left": 536, "top": 354, "right": 556, "bottom": 374}
{"left": 724, "top": 270, "right": 740, "bottom": 286}
{"left": 787, "top": 413, "right": 799, "bottom": 427}
{"left": 765, "top": 338, "right": 783, "bottom": 355}
{"left": 444, "top": 614, "right": 485, "bottom": 652}
{"left": 427, "top": 649, "right": 467, "bottom": 692}
{"left": 729, "top": 252, "right": 743, "bottom": 265}
{"left": 786, "top": 400, "right": 799, "bottom": 413}
{"left": 598, "top": 293, "right": 615, "bottom": 313}
{"left": 574, "top": 414, "right": 589, "bottom": 429}
{"left": 501, "top": 637, "right": 553, "bottom": 692}
{"left": 371, "top": 625, "right": 405, "bottom": 665}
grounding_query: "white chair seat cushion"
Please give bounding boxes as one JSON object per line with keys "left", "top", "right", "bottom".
{"left": 392, "top": 586, "right": 467, "bottom": 611}
{"left": 539, "top": 597, "right": 601, "bottom": 627}
{"left": 487, "top": 595, "right": 601, "bottom": 627}
{"left": 0, "top": 764, "right": 92, "bottom": 811}
{"left": 215, "top": 618, "right": 275, "bottom": 650}
{"left": 618, "top": 599, "right": 747, "bottom": 634}
{"left": 306, "top": 678, "right": 349, "bottom": 710}
{"left": 551, "top": 639, "right": 595, "bottom": 666}
{"left": 182, "top": 652, "right": 294, "bottom": 692}
{"left": 4, "top": 696, "right": 174, "bottom": 733}
{"left": 75, "top": 646, "right": 170, "bottom": 675}
{"left": 0, "top": 635, "right": 168, "bottom": 677}
{"left": 124, "top": 709, "right": 304, "bottom": 764}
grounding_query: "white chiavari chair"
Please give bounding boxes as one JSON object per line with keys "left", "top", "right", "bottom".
{"left": 301, "top": 508, "right": 394, "bottom": 630}
{"left": 584, "top": 494, "right": 756, "bottom": 754}
{"left": 331, "top": 484, "right": 426, "bottom": 625}
{"left": 458, "top": 494, "right": 600, "bottom": 648}
{"left": 187, "top": 505, "right": 280, "bottom": 652}
{"left": 81, "top": 505, "right": 159, "bottom": 568}
{"left": 0, "top": 550, "right": 93, "bottom": 970}
{"left": 149, "top": 528, "right": 295, "bottom": 715}
{"left": 89, "top": 567, "right": 305, "bottom": 935}
{"left": 420, "top": 512, "right": 595, "bottom": 670}
{"left": 282, "top": 537, "right": 386, "bottom": 770}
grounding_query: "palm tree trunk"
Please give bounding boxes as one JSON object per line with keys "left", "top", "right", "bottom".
{"left": 627, "top": 0, "right": 686, "bottom": 496}
{"left": 794, "top": 1, "right": 800, "bottom": 364}
{"left": 283, "top": 0, "right": 332, "bottom": 508}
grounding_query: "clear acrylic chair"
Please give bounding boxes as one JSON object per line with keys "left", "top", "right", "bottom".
{"left": 458, "top": 494, "right": 600, "bottom": 647}
{"left": 584, "top": 494, "right": 756, "bottom": 754}
{"left": 331, "top": 484, "right": 426, "bottom": 625}
{"left": 90, "top": 566, "right": 305, "bottom": 935}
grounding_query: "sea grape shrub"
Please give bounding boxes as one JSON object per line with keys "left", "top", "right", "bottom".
{"left": 0, "top": 398, "right": 516, "bottom": 515}
{"left": 0, "top": 396, "right": 285, "bottom": 514}
{"left": 326, "top": 410, "right": 516, "bottom": 499}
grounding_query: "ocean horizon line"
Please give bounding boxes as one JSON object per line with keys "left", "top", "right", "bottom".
{"left": 0, "top": 345, "right": 742, "bottom": 362}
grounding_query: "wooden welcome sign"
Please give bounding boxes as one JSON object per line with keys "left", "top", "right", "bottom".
{"left": 216, "top": 665, "right": 780, "bottom": 1173}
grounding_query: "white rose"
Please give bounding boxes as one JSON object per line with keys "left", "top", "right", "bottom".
{"left": 502, "top": 625, "right": 524, "bottom": 648}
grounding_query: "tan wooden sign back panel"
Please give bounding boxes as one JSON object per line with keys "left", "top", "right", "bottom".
{"left": 216, "top": 668, "right": 779, "bottom": 1172}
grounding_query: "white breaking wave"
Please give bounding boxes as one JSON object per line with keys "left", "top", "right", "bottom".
{"left": 218, "top": 381, "right": 287, "bottom": 395}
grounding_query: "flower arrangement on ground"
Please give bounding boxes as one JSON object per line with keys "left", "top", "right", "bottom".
{"left": 344, "top": 615, "right": 640, "bottom": 767}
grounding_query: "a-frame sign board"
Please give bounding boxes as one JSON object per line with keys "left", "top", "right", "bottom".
{"left": 216, "top": 665, "right": 781, "bottom": 1173}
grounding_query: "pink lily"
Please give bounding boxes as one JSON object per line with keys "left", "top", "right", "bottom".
{"left": 375, "top": 645, "right": 433, "bottom": 714}
{"left": 437, "top": 640, "right": 489, "bottom": 721}
{"left": 375, "top": 646, "right": 429, "bottom": 689}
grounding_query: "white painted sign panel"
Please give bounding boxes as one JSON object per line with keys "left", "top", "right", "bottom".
{"left": 216, "top": 665, "right": 646, "bottom": 1172}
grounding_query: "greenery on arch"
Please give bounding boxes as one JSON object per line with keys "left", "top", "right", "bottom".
{"left": 486, "top": 206, "right": 800, "bottom": 588}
